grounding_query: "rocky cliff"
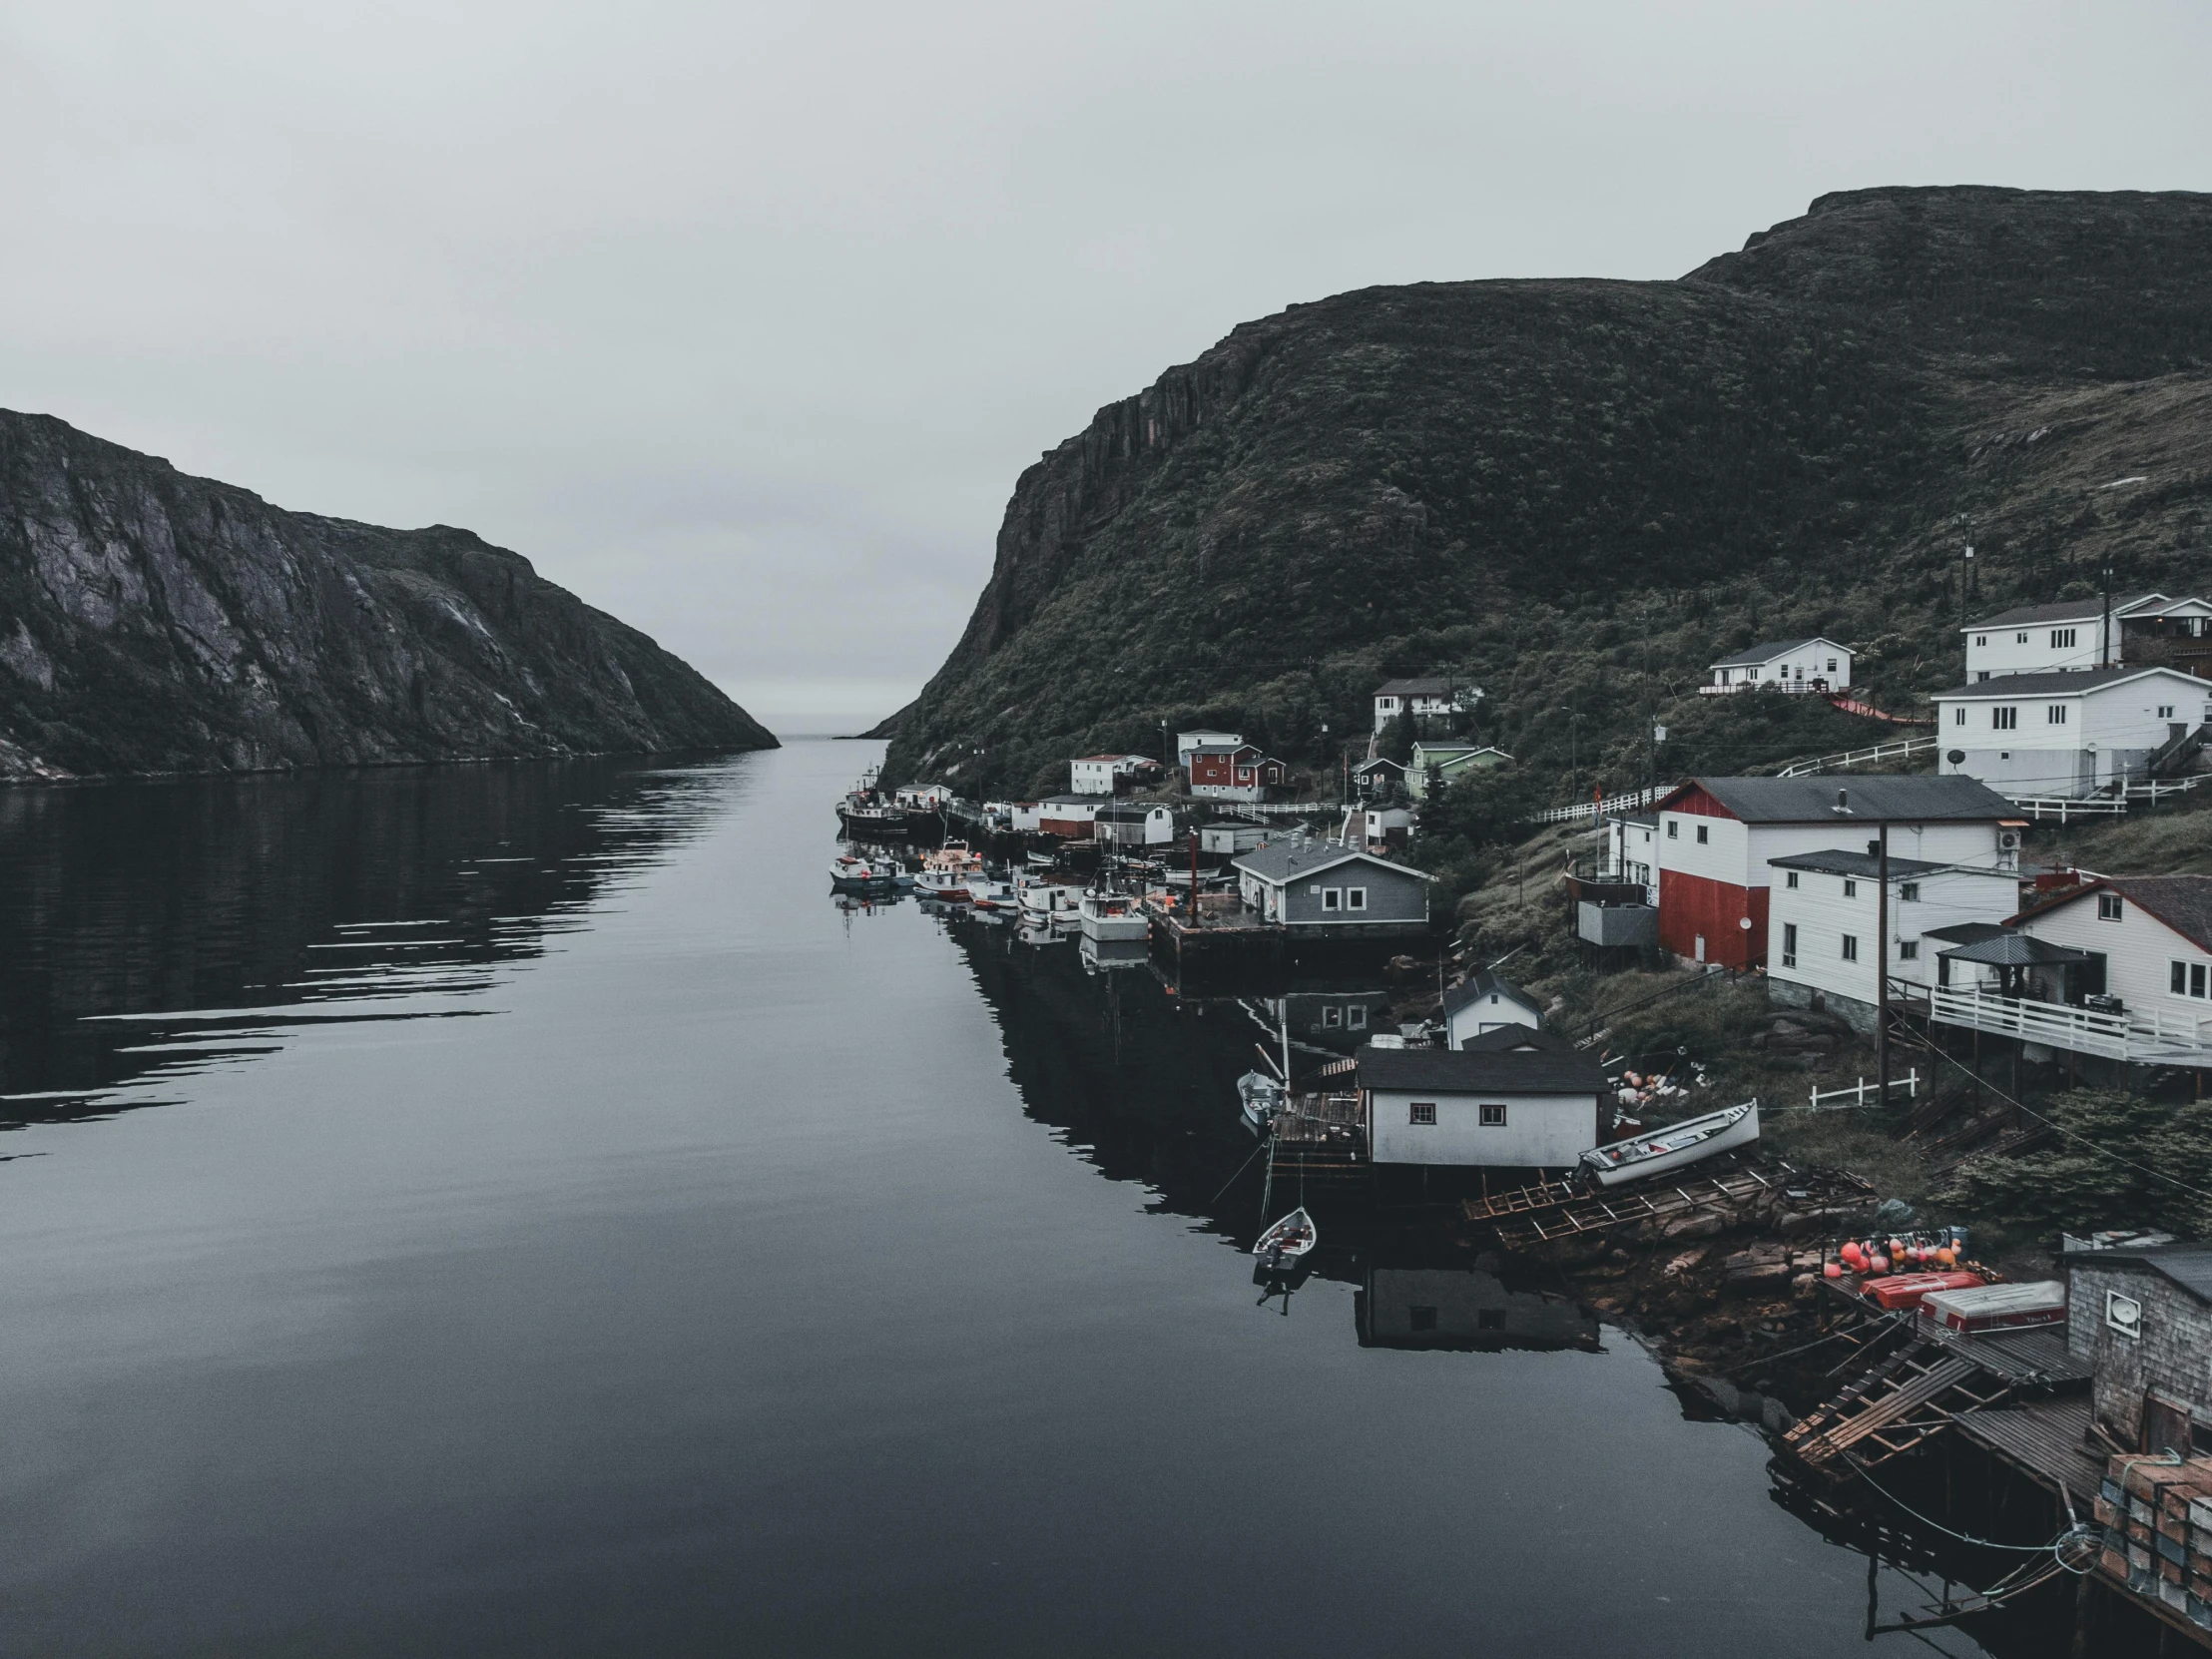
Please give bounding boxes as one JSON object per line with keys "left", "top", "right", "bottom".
{"left": 881, "top": 187, "right": 2212, "bottom": 799}
{"left": 0, "top": 412, "right": 775, "bottom": 781}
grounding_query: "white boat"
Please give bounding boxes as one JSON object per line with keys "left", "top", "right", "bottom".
{"left": 1017, "top": 879, "right": 1082, "bottom": 931}
{"left": 1254, "top": 1206, "right": 1318, "bottom": 1267}
{"left": 829, "top": 853, "right": 893, "bottom": 889}
{"left": 1238, "top": 1070, "right": 1286, "bottom": 1136}
{"left": 916, "top": 841, "right": 983, "bottom": 901}
{"left": 968, "top": 875, "right": 1020, "bottom": 913}
{"left": 1078, "top": 890, "right": 1149, "bottom": 942}
{"left": 1578, "top": 1101, "right": 1760, "bottom": 1188}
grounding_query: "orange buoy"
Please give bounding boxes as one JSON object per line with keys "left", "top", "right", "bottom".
{"left": 1824, "top": 1262, "right": 1844, "bottom": 1280}
{"left": 1935, "top": 1247, "right": 1955, "bottom": 1267}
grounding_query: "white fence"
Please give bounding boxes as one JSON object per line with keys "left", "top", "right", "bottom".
{"left": 1927, "top": 985, "right": 2212, "bottom": 1066}
{"left": 1534, "top": 783, "right": 1672, "bottom": 827}
{"left": 1809, "top": 1070, "right": 1921, "bottom": 1110}
{"left": 1777, "top": 737, "right": 1936, "bottom": 779}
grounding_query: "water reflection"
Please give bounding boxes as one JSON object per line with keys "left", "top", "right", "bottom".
{"left": 1357, "top": 1261, "right": 1602, "bottom": 1354}
{"left": 0, "top": 759, "right": 731, "bottom": 1126}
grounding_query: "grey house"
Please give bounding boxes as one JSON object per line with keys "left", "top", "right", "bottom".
{"left": 1230, "top": 839, "right": 1431, "bottom": 936}
{"left": 2065, "top": 1241, "right": 2212, "bottom": 1453}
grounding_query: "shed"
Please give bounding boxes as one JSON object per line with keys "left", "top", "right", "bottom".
{"left": 1359, "top": 1044, "right": 1606, "bottom": 1170}
{"left": 1441, "top": 971, "right": 1542, "bottom": 1048}
{"left": 2064, "top": 1243, "right": 2212, "bottom": 1452}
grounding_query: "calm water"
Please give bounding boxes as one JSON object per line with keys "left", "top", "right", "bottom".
{"left": 0, "top": 742, "right": 1985, "bottom": 1657}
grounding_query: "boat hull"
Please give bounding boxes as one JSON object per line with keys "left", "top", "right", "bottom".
{"left": 1078, "top": 912, "right": 1149, "bottom": 942}
{"left": 1581, "top": 1103, "right": 1760, "bottom": 1187}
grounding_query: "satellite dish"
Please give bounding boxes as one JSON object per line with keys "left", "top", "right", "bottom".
{"left": 1740, "top": 916, "right": 1754, "bottom": 930}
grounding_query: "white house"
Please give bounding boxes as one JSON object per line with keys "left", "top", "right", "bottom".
{"left": 1703, "top": 637, "right": 1853, "bottom": 695}
{"left": 1603, "top": 811, "right": 1659, "bottom": 903}
{"left": 892, "top": 783, "right": 951, "bottom": 810}
{"left": 1373, "top": 678, "right": 1475, "bottom": 732}
{"left": 1352, "top": 804, "right": 1414, "bottom": 850}
{"left": 1007, "top": 796, "right": 1104, "bottom": 835}
{"left": 1360, "top": 1045, "right": 1607, "bottom": 1170}
{"left": 1934, "top": 665, "right": 2212, "bottom": 799}
{"left": 1068, "top": 754, "right": 1153, "bottom": 796}
{"left": 1650, "top": 776, "right": 2021, "bottom": 971}
{"left": 1959, "top": 593, "right": 2212, "bottom": 682}
{"left": 1175, "top": 729, "right": 1244, "bottom": 769}
{"left": 1441, "top": 971, "right": 1542, "bottom": 1048}
{"left": 1764, "top": 848, "right": 2023, "bottom": 1031}
{"left": 1925, "top": 874, "right": 2212, "bottom": 1070}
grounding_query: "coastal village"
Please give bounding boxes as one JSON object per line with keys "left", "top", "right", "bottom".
{"left": 836, "top": 587, "right": 2212, "bottom": 1652}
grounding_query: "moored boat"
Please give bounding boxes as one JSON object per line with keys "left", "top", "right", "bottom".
{"left": 835, "top": 767, "right": 911, "bottom": 837}
{"left": 1016, "top": 878, "right": 1081, "bottom": 932}
{"left": 1254, "top": 1206, "right": 1318, "bottom": 1268}
{"left": 916, "top": 841, "right": 984, "bottom": 901}
{"left": 829, "top": 853, "right": 895, "bottom": 890}
{"left": 1578, "top": 1101, "right": 1760, "bottom": 1188}
{"left": 1077, "top": 890, "right": 1149, "bottom": 942}
{"left": 1237, "top": 1070, "right": 1286, "bottom": 1136}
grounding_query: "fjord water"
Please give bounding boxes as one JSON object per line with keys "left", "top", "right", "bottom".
{"left": 0, "top": 743, "right": 1972, "bottom": 1658}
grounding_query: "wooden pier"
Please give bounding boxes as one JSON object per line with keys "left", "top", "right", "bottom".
{"left": 1457, "top": 1158, "right": 1868, "bottom": 1249}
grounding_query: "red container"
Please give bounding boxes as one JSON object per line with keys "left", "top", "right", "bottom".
{"left": 1861, "top": 1270, "right": 1984, "bottom": 1312}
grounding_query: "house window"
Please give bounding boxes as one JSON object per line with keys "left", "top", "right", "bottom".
{"left": 1475, "top": 1309, "right": 1506, "bottom": 1331}
{"left": 1408, "top": 1305, "right": 1437, "bottom": 1332}
{"left": 2047, "top": 705, "right": 2068, "bottom": 725}
{"left": 1323, "top": 1005, "right": 1343, "bottom": 1027}
{"left": 2175, "top": 962, "right": 2209, "bottom": 999}
{"left": 1409, "top": 1102, "right": 1437, "bottom": 1125}
{"left": 1346, "top": 888, "right": 1368, "bottom": 911}
{"left": 1841, "top": 934, "right": 1860, "bottom": 961}
{"left": 1478, "top": 1104, "right": 1507, "bottom": 1127}
{"left": 1322, "top": 889, "right": 1342, "bottom": 912}
{"left": 1952, "top": 708, "right": 1965, "bottom": 726}
{"left": 1666, "top": 820, "right": 1678, "bottom": 838}
{"left": 1782, "top": 923, "right": 1798, "bottom": 967}
{"left": 2159, "top": 705, "right": 2177, "bottom": 721}
{"left": 1992, "top": 707, "right": 2018, "bottom": 731}
{"left": 1347, "top": 1005, "right": 1368, "bottom": 1030}
{"left": 1974, "top": 635, "right": 1987, "bottom": 647}
{"left": 1786, "top": 870, "right": 1800, "bottom": 888}
{"left": 2098, "top": 893, "right": 2123, "bottom": 921}
{"left": 2013, "top": 632, "right": 2026, "bottom": 645}
{"left": 1843, "top": 878, "right": 1858, "bottom": 898}
{"left": 2052, "top": 628, "right": 2077, "bottom": 649}
{"left": 1899, "top": 940, "right": 1920, "bottom": 960}
{"left": 1695, "top": 825, "right": 1709, "bottom": 844}
{"left": 1827, "top": 659, "right": 1839, "bottom": 674}
{"left": 1900, "top": 882, "right": 1920, "bottom": 901}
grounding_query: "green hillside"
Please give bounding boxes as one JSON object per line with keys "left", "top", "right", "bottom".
{"left": 881, "top": 187, "right": 2212, "bottom": 802}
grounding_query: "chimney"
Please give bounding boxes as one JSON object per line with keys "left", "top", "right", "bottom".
{"left": 1833, "top": 788, "right": 1852, "bottom": 815}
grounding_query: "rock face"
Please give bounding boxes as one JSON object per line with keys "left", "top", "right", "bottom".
{"left": 0, "top": 412, "right": 775, "bottom": 781}
{"left": 881, "top": 186, "right": 2212, "bottom": 799}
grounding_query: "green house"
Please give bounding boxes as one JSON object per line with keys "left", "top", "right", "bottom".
{"left": 1408, "top": 743, "right": 1512, "bottom": 800}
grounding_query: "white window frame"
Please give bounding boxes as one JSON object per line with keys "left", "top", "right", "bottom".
{"left": 1477, "top": 1104, "right": 1507, "bottom": 1127}
{"left": 1346, "top": 887, "right": 1368, "bottom": 911}
{"left": 1695, "top": 824, "right": 1709, "bottom": 844}
{"left": 1899, "top": 939, "right": 1920, "bottom": 960}
{"left": 2047, "top": 705, "right": 2067, "bottom": 725}
{"left": 1952, "top": 708, "right": 1965, "bottom": 727}
{"left": 1781, "top": 922, "right": 1798, "bottom": 967}
{"left": 1409, "top": 1102, "right": 1436, "bottom": 1126}
{"left": 1992, "top": 707, "right": 2018, "bottom": 731}
{"left": 1321, "top": 888, "right": 1342, "bottom": 912}
{"left": 1843, "top": 878, "right": 1858, "bottom": 898}
{"left": 2097, "top": 893, "right": 2123, "bottom": 921}
{"left": 1900, "top": 882, "right": 1920, "bottom": 902}
{"left": 1785, "top": 870, "right": 1799, "bottom": 888}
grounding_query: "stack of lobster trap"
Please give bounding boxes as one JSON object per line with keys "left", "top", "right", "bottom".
{"left": 2097, "top": 1452, "right": 2212, "bottom": 1630}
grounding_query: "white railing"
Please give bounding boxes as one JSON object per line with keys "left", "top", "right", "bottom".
{"left": 1927, "top": 985, "right": 2212, "bottom": 1064}
{"left": 1699, "top": 679, "right": 1832, "bottom": 697}
{"left": 1777, "top": 737, "right": 1937, "bottom": 778}
{"left": 1809, "top": 1070, "right": 1920, "bottom": 1110}
{"left": 2006, "top": 795, "right": 2128, "bottom": 821}
{"left": 1534, "top": 783, "right": 1672, "bottom": 826}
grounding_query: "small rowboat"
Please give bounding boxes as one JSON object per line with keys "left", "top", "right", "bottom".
{"left": 1578, "top": 1101, "right": 1760, "bottom": 1188}
{"left": 1254, "top": 1206, "right": 1318, "bottom": 1268}
{"left": 1237, "top": 1070, "right": 1285, "bottom": 1136}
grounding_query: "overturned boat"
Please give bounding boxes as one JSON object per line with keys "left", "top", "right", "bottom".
{"left": 1578, "top": 1101, "right": 1760, "bottom": 1188}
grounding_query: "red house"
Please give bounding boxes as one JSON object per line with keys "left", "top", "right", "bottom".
{"left": 1649, "top": 776, "right": 2020, "bottom": 971}
{"left": 1187, "top": 744, "right": 1286, "bottom": 803}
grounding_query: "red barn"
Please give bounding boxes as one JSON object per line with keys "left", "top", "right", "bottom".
{"left": 1188, "top": 744, "right": 1286, "bottom": 802}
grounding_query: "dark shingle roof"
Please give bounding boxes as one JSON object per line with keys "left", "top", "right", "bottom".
{"left": 1768, "top": 848, "right": 1952, "bottom": 879}
{"left": 1375, "top": 678, "right": 1458, "bottom": 698}
{"left": 1925, "top": 921, "right": 2012, "bottom": 946}
{"left": 1458, "top": 1024, "right": 1579, "bottom": 1056}
{"left": 1359, "top": 1044, "right": 1607, "bottom": 1095}
{"left": 1668, "top": 775, "right": 2018, "bottom": 825}
{"left": 2027, "top": 875, "right": 2212, "bottom": 953}
{"left": 1441, "top": 970, "right": 1539, "bottom": 1019}
{"left": 1708, "top": 636, "right": 1845, "bottom": 669}
{"left": 1231, "top": 841, "right": 1429, "bottom": 884}
{"left": 1937, "top": 933, "right": 2092, "bottom": 967}
{"left": 1964, "top": 593, "right": 2163, "bottom": 632}
{"left": 2066, "top": 1243, "right": 2212, "bottom": 1308}
{"left": 1936, "top": 665, "right": 2197, "bottom": 698}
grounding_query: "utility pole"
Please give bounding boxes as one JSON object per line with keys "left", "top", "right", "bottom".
{"left": 2101, "top": 564, "right": 2115, "bottom": 668}
{"left": 1876, "top": 823, "right": 1891, "bottom": 1110}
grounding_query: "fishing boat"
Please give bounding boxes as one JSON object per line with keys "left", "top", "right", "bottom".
{"left": 1578, "top": 1101, "right": 1760, "bottom": 1188}
{"left": 1237, "top": 1070, "right": 1286, "bottom": 1136}
{"left": 1077, "top": 889, "right": 1149, "bottom": 942}
{"left": 968, "top": 874, "right": 1020, "bottom": 913}
{"left": 829, "top": 853, "right": 894, "bottom": 890}
{"left": 916, "top": 841, "right": 984, "bottom": 901}
{"left": 1016, "top": 879, "right": 1082, "bottom": 932}
{"left": 834, "top": 768, "right": 910, "bottom": 838}
{"left": 1254, "top": 1206, "right": 1318, "bottom": 1269}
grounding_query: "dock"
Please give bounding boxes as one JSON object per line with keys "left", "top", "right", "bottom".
{"left": 1266, "top": 1089, "right": 1368, "bottom": 1180}
{"left": 1458, "top": 1158, "right": 1867, "bottom": 1248}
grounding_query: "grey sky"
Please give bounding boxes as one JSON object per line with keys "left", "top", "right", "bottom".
{"left": 4, "top": 2, "right": 2208, "bottom": 732}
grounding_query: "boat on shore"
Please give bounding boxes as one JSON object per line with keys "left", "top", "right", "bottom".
{"left": 1254, "top": 1206, "right": 1317, "bottom": 1269}
{"left": 1578, "top": 1101, "right": 1760, "bottom": 1188}
{"left": 1077, "top": 889, "right": 1149, "bottom": 943}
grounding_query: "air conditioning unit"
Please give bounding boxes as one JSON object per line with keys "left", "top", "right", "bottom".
{"left": 1998, "top": 830, "right": 2022, "bottom": 851}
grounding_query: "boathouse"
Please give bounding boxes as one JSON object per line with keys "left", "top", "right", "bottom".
{"left": 2065, "top": 1240, "right": 2212, "bottom": 1452}
{"left": 1230, "top": 840, "right": 1430, "bottom": 933}
{"left": 1360, "top": 1044, "right": 1606, "bottom": 1170}
{"left": 1093, "top": 801, "right": 1176, "bottom": 847}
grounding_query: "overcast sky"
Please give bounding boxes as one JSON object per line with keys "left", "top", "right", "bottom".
{"left": 3, "top": 2, "right": 2208, "bottom": 732}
